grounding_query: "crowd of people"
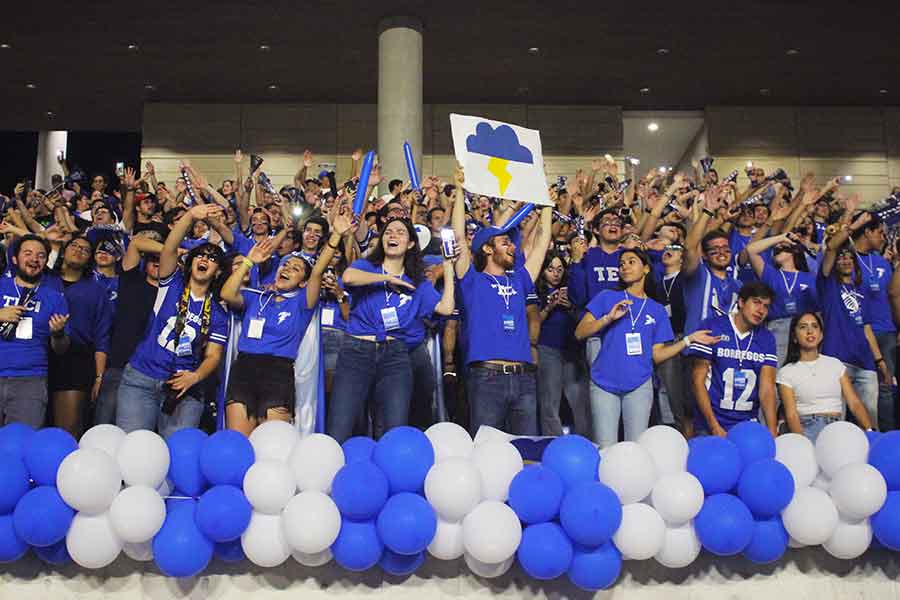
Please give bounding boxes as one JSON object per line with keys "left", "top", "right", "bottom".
{"left": 1, "top": 149, "right": 898, "bottom": 447}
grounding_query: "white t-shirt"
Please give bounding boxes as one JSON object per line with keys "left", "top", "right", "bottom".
{"left": 776, "top": 354, "right": 846, "bottom": 416}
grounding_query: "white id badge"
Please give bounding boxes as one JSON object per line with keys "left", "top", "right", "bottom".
{"left": 381, "top": 306, "right": 400, "bottom": 331}
{"left": 15, "top": 317, "right": 33, "bottom": 340}
{"left": 664, "top": 304, "right": 672, "bottom": 317}
{"left": 247, "top": 318, "right": 265, "bottom": 339}
{"left": 321, "top": 308, "right": 335, "bottom": 326}
{"left": 625, "top": 332, "right": 643, "bottom": 356}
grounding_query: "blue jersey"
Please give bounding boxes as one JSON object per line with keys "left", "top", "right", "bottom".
{"left": 93, "top": 271, "right": 119, "bottom": 312}
{"left": 237, "top": 289, "right": 314, "bottom": 359}
{"left": 819, "top": 274, "right": 875, "bottom": 370}
{"left": 682, "top": 260, "right": 741, "bottom": 336}
{"left": 856, "top": 252, "right": 895, "bottom": 334}
{"left": 760, "top": 263, "right": 818, "bottom": 321}
{"left": 50, "top": 276, "right": 112, "bottom": 353}
{"left": 687, "top": 314, "right": 777, "bottom": 431}
{"left": 459, "top": 264, "right": 536, "bottom": 364}
{"left": 730, "top": 230, "right": 757, "bottom": 283}
{"left": 568, "top": 247, "right": 622, "bottom": 310}
{"left": 129, "top": 270, "right": 229, "bottom": 380}
{"left": 586, "top": 289, "right": 674, "bottom": 394}
{"left": 0, "top": 277, "right": 70, "bottom": 377}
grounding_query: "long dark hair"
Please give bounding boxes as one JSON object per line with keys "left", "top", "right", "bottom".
{"left": 831, "top": 243, "right": 862, "bottom": 287}
{"left": 783, "top": 311, "right": 824, "bottom": 366}
{"left": 184, "top": 242, "right": 227, "bottom": 298}
{"left": 367, "top": 217, "right": 424, "bottom": 284}
{"left": 54, "top": 235, "right": 95, "bottom": 274}
{"left": 537, "top": 251, "right": 568, "bottom": 304}
{"left": 617, "top": 248, "right": 662, "bottom": 303}
{"left": 773, "top": 244, "right": 809, "bottom": 272}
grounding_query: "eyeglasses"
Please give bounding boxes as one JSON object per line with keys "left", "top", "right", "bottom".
{"left": 69, "top": 244, "right": 92, "bottom": 255}
{"left": 599, "top": 219, "right": 622, "bottom": 228}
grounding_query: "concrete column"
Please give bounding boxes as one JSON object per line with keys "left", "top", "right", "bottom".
{"left": 35, "top": 130, "right": 67, "bottom": 189}
{"left": 378, "top": 17, "right": 423, "bottom": 194}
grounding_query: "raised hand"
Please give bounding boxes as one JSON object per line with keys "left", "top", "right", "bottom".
{"left": 453, "top": 164, "right": 465, "bottom": 187}
{"left": 145, "top": 161, "right": 155, "bottom": 175}
{"left": 303, "top": 149, "right": 313, "bottom": 168}
{"left": 124, "top": 167, "right": 136, "bottom": 188}
{"left": 845, "top": 193, "right": 862, "bottom": 215}
{"left": 247, "top": 238, "right": 276, "bottom": 264}
{"left": 189, "top": 203, "right": 222, "bottom": 221}
{"left": 48, "top": 314, "right": 69, "bottom": 334}
{"left": 332, "top": 210, "right": 355, "bottom": 237}
{"left": 351, "top": 148, "right": 362, "bottom": 162}
{"left": 369, "top": 165, "right": 383, "bottom": 187}
{"left": 234, "top": 149, "right": 243, "bottom": 164}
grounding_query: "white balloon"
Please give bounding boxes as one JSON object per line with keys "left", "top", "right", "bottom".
{"left": 289, "top": 433, "right": 344, "bottom": 494}
{"left": 823, "top": 518, "right": 872, "bottom": 560}
{"left": 66, "top": 512, "right": 123, "bottom": 569}
{"left": 156, "top": 478, "right": 173, "bottom": 498}
{"left": 282, "top": 492, "right": 341, "bottom": 554}
{"left": 598, "top": 441, "right": 658, "bottom": 505}
{"left": 471, "top": 441, "right": 523, "bottom": 502}
{"left": 122, "top": 540, "right": 154, "bottom": 562}
{"left": 241, "top": 512, "right": 291, "bottom": 568}
{"left": 815, "top": 421, "right": 869, "bottom": 478}
{"left": 244, "top": 460, "right": 296, "bottom": 515}
{"left": 812, "top": 472, "right": 832, "bottom": 492}
{"left": 57, "top": 448, "right": 122, "bottom": 515}
{"left": 109, "top": 485, "right": 166, "bottom": 544}
{"left": 782, "top": 486, "right": 839, "bottom": 546}
{"left": 613, "top": 503, "right": 666, "bottom": 560}
{"left": 424, "top": 458, "right": 483, "bottom": 522}
{"left": 428, "top": 519, "right": 465, "bottom": 561}
{"left": 828, "top": 463, "right": 887, "bottom": 521}
{"left": 425, "top": 422, "right": 474, "bottom": 463}
{"left": 465, "top": 552, "right": 515, "bottom": 578}
{"left": 117, "top": 430, "right": 170, "bottom": 488}
{"left": 472, "top": 426, "right": 514, "bottom": 446}
{"left": 638, "top": 425, "right": 689, "bottom": 475}
{"left": 249, "top": 420, "right": 299, "bottom": 463}
{"left": 655, "top": 523, "right": 702, "bottom": 568}
{"left": 79, "top": 424, "right": 126, "bottom": 458}
{"left": 775, "top": 433, "right": 819, "bottom": 489}
{"left": 292, "top": 548, "right": 332, "bottom": 567}
{"left": 788, "top": 537, "right": 806, "bottom": 549}
{"left": 650, "top": 472, "right": 704, "bottom": 526}
{"left": 462, "top": 501, "right": 522, "bottom": 564}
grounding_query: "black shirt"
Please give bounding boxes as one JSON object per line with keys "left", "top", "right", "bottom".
{"left": 108, "top": 268, "right": 158, "bottom": 368}
{"left": 660, "top": 271, "right": 686, "bottom": 335}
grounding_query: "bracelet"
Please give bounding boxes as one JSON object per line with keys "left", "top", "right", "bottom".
{"left": 95, "top": 375, "right": 103, "bottom": 381}
{"left": 702, "top": 208, "right": 715, "bottom": 217}
{"left": 682, "top": 334, "right": 692, "bottom": 346}
{"left": 876, "top": 357, "right": 886, "bottom": 364}
{"left": 328, "top": 241, "right": 340, "bottom": 250}
{"left": 241, "top": 257, "right": 254, "bottom": 269}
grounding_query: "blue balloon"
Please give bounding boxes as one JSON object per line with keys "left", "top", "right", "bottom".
{"left": 403, "top": 142, "right": 421, "bottom": 192}
{"left": 869, "top": 431, "right": 900, "bottom": 491}
{"left": 694, "top": 493, "right": 754, "bottom": 556}
{"left": 727, "top": 421, "right": 775, "bottom": 467}
{"left": 500, "top": 203, "right": 536, "bottom": 231}
{"left": 373, "top": 426, "right": 434, "bottom": 494}
{"left": 196, "top": 485, "right": 252, "bottom": 543}
{"left": 0, "top": 422, "right": 35, "bottom": 461}
{"left": 687, "top": 436, "right": 743, "bottom": 495}
{"left": 510, "top": 437, "right": 551, "bottom": 462}
{"left": 567, "top": 541, "right": 621, "bottom": 591}
{"left": 33, "top": 539, "right": 71, "bottom": 565}
{"left": 166, "top": 428, "right": 209, "bottom": 497}
{"left": 214, "top": 539, "right": 245, "bottom": 563}
{"left": 332, "top": 461, "right": 389, "bottom": 520}
{"left": 742, "top": 517, "right": 788, "bottom": 564}
{"left": 0, "top": 514, "right": 27, "bottom": 562}
{"left": 508, "top": 465, "right": 564, "bottom": 524}
{"left": 872, "top": 490, "right": 900, "bottom": 550}
{"left": 541, "top": 435, "right": 600, "bottom": 490}
{"left": 23, "top": 427, "right": 77, "bottom": 486}
{"left": 331, "top": 519, "right": 383, "bottom": 572}
{"left": 737, "top": 459, "right": 794, "bottom": 517}
{"left": 152, "top": 500, "right": 214, "bottom": 578}
{"left": 380, "top": 548, "right": 425, "bottom": 577}
{"left": 559, "top": 482, "right": 622, "bottom": 547}
{"left": 517, "top": 522, "right": 573, "bottom": 580}
{"left": 199, "top": 430, "right": 254, "bottom": 487}
{"left": 352, "top": 151, "right": 376, "bottom": 215}
{"left": 342, "top": 436, "right": 376, "bottom": 464}
{"left": 376, "top": 492, "right": 437, "bottom": 556}
{"left": 866, "top": 430, "right": 883, "bottom": 446}
{"left": 0, "top": 452, "right": 30, "bottom": 514}
{"left": 13, "top": 486, "right": 74, "bottom": 547}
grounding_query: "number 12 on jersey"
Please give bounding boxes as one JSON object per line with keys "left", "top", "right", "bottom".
{"left": 720, "top": 367, "right": 756, "bottom": 411}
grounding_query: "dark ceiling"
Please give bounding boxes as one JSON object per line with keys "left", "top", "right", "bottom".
{"left": 1, "top": 0, "right": 898, "bottom": 130}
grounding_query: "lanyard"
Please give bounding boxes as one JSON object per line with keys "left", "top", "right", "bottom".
{"left": 257, "top": 291, "right": 275, "bottom": 317}
{"left": 12, "top": 281, "right": 38, "bottom": 304}
{"left": 855, "top": 251, "right": 875, "bottom": 277}
{"left": 382, "top": 267, "right": 404, "bottom": 305}
{"left": 730, "top": 317, "right": 754, "bottom": 369}
{"left": 780, "top": 269, "right": 799, "bottom": 297}
{"left": 625, "top": 291, "right": 649, "bottom": 330}
{"left": 487, "top": 273, "right": 512, "bottom": 312}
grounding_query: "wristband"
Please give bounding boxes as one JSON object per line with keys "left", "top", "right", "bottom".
{"left": 328, "top": 241, "right": 340, "bottom": 250}
{"left": 702, "top": 208, "right": 715, "bottom": 217}
{"left": 682, "top": 334, "right": 692, "bottom": 346}
{"left": 241, "top": 257, "right": 254, "bottom": 269}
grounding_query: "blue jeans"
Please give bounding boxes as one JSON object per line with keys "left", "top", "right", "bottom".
{"left": 799, "top": 414, "right": 840, "bottom": 444}
{"left": 115, "top": 364, "right": 203, "bottom": 438}
{"left": 327, "top": 337, "right": 412, "bottom": 443}
{"left": 767, "top": 318, "right": 792, "bottom": 368}
{"left": 590, "top": 378, "right": 653, "bottom": 448}
{"left": 466, "top": 366, "right": 537, "bottom": 436}
{"left": 844, "top": 363, "right": 878, "bottom": 425}
{"left": 94, "top": 367, "right": 124, "bottom": 425}
{"left": 537, "top": 345, "right": 590, "bottom": 437}
{"left": 875, "top": 332, "right": 897, "bottom": 431}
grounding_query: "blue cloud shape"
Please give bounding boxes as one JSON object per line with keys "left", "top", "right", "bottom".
{"left": 466, "top": 122, "right": 534, "bottom": 164}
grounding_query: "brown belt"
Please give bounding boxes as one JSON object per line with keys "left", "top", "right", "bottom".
{"left": 470, "top": 361, "right": 536, "bottom": 375}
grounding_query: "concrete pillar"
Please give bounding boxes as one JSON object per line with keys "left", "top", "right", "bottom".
{"left": 35, "top": 130, "right": 67, "bottom": 189}
{"left": 377, "top": 17, "right": 423, "bottom": 193}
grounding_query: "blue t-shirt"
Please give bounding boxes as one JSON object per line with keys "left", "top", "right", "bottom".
{"left": 237, "top": 289, "right": 314, "bottom": 359}
{"left": 760, "top": 263, "right": 818, "bottom": 321}
{"left": 344, "top": 259, "right": 440, "bottom": 344}
{"left": 129, "top": 270, "right": 229, "bottom": 380}
{"left": 682, "top": 260, "right": 741, "bottom": 336}
{"left": 0, "top": 277, "right": 70, "bottom": 377}
{"left": 93, "top": 271, "right": 119, "bottom": 312}
{"left": 537, "top": 286, "right": 578, "bottom": 352}
{"left": 856, "top": 252, "right": 895, "bottom": 334}
{"left": 459, "top": 264, "right": 536, "bottom": 364}
{"left": 730, "top": 230, "right": 757, "bottom": 283}
{"left": 819, "top": 274, "right": 875, "bottom": 370}
{"left": 586, "top": 290, "right": 674, "bottom": 394}
{"left": 568, "top": 247, "right": 622, "bottom": 310}
{"left": 51, "top": 276, "right": 112, "bottom": 353}
{"left": 687, "top": 314, "right": 778, "bottom": 431}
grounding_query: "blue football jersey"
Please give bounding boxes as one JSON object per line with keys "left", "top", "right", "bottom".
{"left": 682, "top": 260, "right": 741, "bottom": 336}
{"left": 237, "top": 289, "right": 315, "bottom": 359}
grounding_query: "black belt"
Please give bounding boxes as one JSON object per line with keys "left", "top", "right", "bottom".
{"left": 470, "top": 361, "right": 536, "bottom": 375}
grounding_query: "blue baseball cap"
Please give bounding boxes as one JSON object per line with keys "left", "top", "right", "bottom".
{"left": 471, "top": 226, "right": 506, "bottom": 255}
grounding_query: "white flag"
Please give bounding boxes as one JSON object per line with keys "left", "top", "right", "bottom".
{"left": 450, "top": 113, "right": 552, "bottom": 206}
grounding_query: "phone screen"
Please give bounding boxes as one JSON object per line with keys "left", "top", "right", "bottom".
{"left": 115, "top": 162, "right": 125, "bottom": 177}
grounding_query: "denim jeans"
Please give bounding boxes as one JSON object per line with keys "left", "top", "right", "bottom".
{"left": 844, "top": 363, "right": 878, "bottom": 425}
{"left": 875, "top": 332, "right": 897, "bottom": 431}
{"left": 409, "top": 341, "right": 437, "bottom": 429}
{"left": 0, "top": 376, "right": 48, "bottom": 428}
{"left": 767, "top": 318, "right": 792, "bottom": 368}
{"left": 327, "top": 337, "right": 412, "bottom": 443}
{"left": 656, "top": 343, "right": 691, "bottom": 425}
{"left": 322, "top": 328, "right": 345, "bottom": 372}
{"left": 590, "top": 378, "right": 654, "bottom": 448}
{"left": 94, "top": 367, "right": 124, "bottom": 425}
{"left": 537, "top": 345, "right": 591, "bottom": 437}
{"left": 466, "top": 366, "right": 537, "bottom": 436}
{"left": 799, "top": 414, "right": 840, "bottom": 444}
{"left": 115, "top": 364, "right": 203, "bottom": 438}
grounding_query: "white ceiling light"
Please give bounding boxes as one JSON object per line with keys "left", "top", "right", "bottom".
{"left": 647, "top": 122, "right": 659, "bottom": 132}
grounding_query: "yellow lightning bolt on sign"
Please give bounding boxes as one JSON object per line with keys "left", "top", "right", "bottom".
{"left": 487, "top": 156, "right": 512, "bottom": 195}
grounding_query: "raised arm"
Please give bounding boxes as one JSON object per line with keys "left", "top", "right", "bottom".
{"left": 684, "top": 186, "right": 721, "bottom": 275}
{"left": 450, "top": 164, "right": 470, "bottom": 279}
{"left": 524, "top": 206, "right": 553, "bottom": 283}
{"left": 295, "top": 150, "right": 312, "bottom": 189}
{"left": 744, "top": 233, "right": 791, "bottom": 278}
{"left": 160, "top": 204, "right": 221, "bottom": 279}
{"left": 122, "top": 167, "right": 138, "bottom": 232}
{"left": 307, "top": 211, "right": 355, "bottom": 309}
{"left": 123, "top": 235, "right": 164, "bottom": 272}
{"left": 221, "top": 238, "right": 274, "bottom": 310}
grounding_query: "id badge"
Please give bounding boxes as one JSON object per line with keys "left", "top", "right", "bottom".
{"left": 625, "top": 332, "right": 643, "bottom": 356}
{"left": 247, "top": 318, "right": 265, "bottom": 339}
{"left": 14, "top": 317, "right": 33, "bottom": 340}
{"left": 321, "top": 308, "right": 335, "bottom": 326}
{"left": 502, "top": 313, "right": 515, "bottom": 332}
{"left": 869, "top": 276, "right": 881, "bottom": 292}
{"left": 175, "top": 332, "right": 193, "bottom": 357}
{"left": 733, "top": 371, "right": 748, "bottom": 390}
{"left": 381, "top": 306, "right": 400, "bottom": 331}
{"left": 784, "top": 299, "right": 797, "bottom": 315}
{"left": 664, "top": 304, "right": 672, "bottom": 317}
